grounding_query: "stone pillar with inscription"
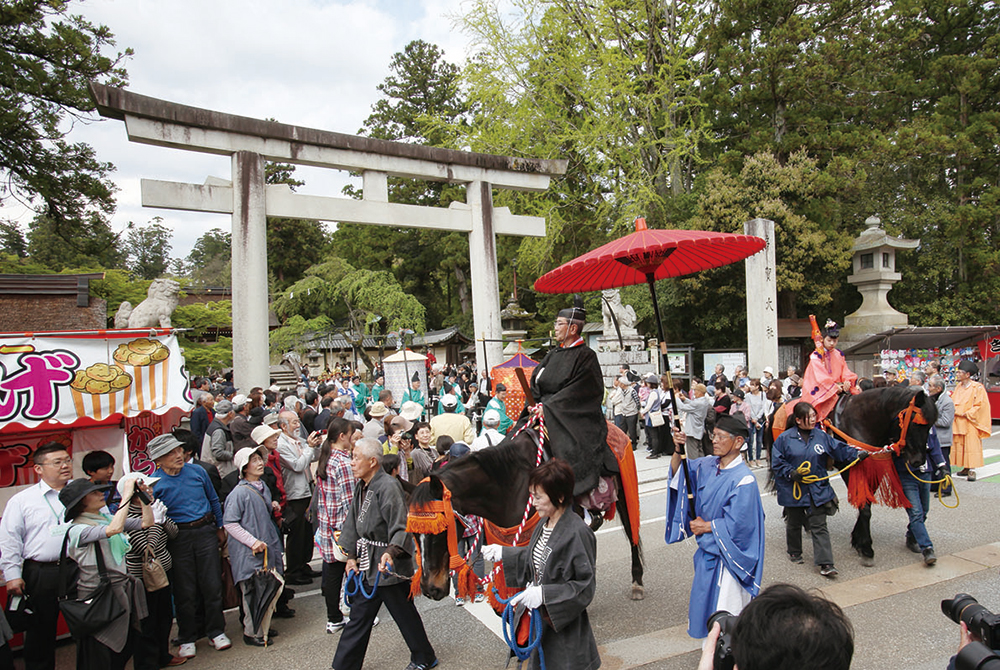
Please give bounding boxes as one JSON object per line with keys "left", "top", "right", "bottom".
{"left": 744, "top": 218, "right": 778, "bottom": 378}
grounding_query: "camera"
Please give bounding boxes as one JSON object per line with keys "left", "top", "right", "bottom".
{"left": 706, "top": 610, "right": 739, "bottom": 670}
{"left": 943, "top": 594, "right": 1000, "bottom": 649}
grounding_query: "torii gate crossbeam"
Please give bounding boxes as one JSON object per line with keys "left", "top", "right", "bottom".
{"left": 90, "top": 84, "right": 567, "bottom": 389}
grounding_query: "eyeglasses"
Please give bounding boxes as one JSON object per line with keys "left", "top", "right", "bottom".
{"left": 41, "top": 458, "right": 73, "bottom": 467}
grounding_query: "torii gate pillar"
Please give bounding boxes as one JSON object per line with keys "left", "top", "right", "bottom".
{"left": 468, "top": 182, "right": 503, "bottom": 371}
{"left": 231, "top": 152, "right": 271, "bottom": 388}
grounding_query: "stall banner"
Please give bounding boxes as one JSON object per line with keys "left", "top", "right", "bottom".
{"left": 0, "top": 333, "right": 192, "bottom": 432}
{"left": 0, "top": 428, "right": 73, "bottom": 488}
{"left": 978, "top": 336, "right": 1000, "bottom": 360}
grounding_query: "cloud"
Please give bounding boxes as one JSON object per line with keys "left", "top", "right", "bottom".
{"left": 1, "top": 0, "right": 472, "bottom": 259}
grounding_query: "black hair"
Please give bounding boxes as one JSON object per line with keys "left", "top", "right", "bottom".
{"left": 304, "top": 390, "right": 319, "bottom": 406}
{"left": 528, "top": 458, "right": 575, "bottom": 509}
{"left": 82, "top": 450, "right": 115, "bottom": 475}
{"left": 321, "top": 396, "right": 334, "bottom": 408}
{"left": 732, "top": 583, "right": 853, "bottom": 670}
{"left": 792, "top": 401, "right": 817, "bottom": 423}
{"left": 33, "top": 441, "right": 69, "bottom": 466}
{"left": 381, "top": 452, "right": 400, "bottom": 475}
{"left": 435, "top": 435, "right": 454, "bottom": 456}
{"left": 171, "top": 428, "right": 201, "bottom": 456}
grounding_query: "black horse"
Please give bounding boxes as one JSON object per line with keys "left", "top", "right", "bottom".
{"left": 833, "top": 385, "right": 939, "bottom": 564}
{"left": 409, "top": 424, "right": 645, "bottom": 601}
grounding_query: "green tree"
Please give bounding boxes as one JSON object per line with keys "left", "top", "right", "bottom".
{"left": 0, "top": 222, "right": 27, "bottom": 258}
{"left": 26, "top": 211, "right": 124, "bottom": 270}
{"left": 124, "top": 217, "right": 173, "bottom": 280}
{"left": 271, "top": 259, "right": 425, "bottom": 371}
{"left": 333, "top": 40, "right": 471, "bottom": 331}
{"left": 264, "top": 161, "right": 328, "bottom": 288}
{"left": 185, "top": 228, "right": 231, "bottom": 286}
{"left": 0, "top": 0, "right": 130, "bottom": 228}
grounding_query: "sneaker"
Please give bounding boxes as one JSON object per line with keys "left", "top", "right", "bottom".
{"left": 923, "top": 548, "right": 937, "bottom": 566}
{"left": 788, "top": 553, "right": 804, "bottom": 564}
{"left": 209, "top": 633, "right": 232, "bottom": 651}
{"left": 455, "top": 596, "right": 466, "bottom": 607}
{"left": 473, "top": 593, "right": 486, "bottom": 604}
{"left": 327, "top": 618, "right": 349, "bottom": 634}
{"left": 906, "top": 536, "right": 921, "bottom": 554}
{"left": 178, "top": 643, "right": 196, "bottom": 659}
{"left": 819, "top": 564, "right": 838, "bottom": 578}
{"left": 404, "top": 660, "right": 440, "bottom": 670}
{"left": 967, "top": 470, "right": 977, "bottom": 482}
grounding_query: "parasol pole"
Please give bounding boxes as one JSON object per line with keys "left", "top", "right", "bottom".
{"left": 645, "top": 271, "right": 696, "bottom": 519}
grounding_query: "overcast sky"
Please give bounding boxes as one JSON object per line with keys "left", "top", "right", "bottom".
{"left": 5, "top": 0, "right": 476, "bottom": 259}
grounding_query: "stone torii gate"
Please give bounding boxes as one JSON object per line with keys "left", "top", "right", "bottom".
{"left": 90, "top": 84, "right": 567, "bottom": 390}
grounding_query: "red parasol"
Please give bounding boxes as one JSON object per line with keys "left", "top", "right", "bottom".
{"left": 534, "top": 217, "right": 765, "bottom": 293}
{"left": 534, "top": 219, "right": 765, "bottom": 380}
{"left": 534, "top": 218, "right": 765, "bottom": 515}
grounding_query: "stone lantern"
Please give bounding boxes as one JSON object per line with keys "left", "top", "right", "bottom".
{"left": 840, "top": 215, "right": 919, "bottom": 344}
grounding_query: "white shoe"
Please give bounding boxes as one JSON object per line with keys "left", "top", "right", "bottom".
{"left": 209, "top": 633, "right": 232, "bottom": 650}
{"left": 455, "top": 597, "right": 465, "bottom": 607}
{"left": 178, "top": 643, "right": 196, "bottom": 658}
{"left": 326, "top": 618, "right": 349, "bottom": 634}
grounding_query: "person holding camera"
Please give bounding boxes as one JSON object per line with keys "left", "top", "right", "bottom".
{"left": 944, "top": 594, "right": 1000, "bottom": 670}
{"left": 666, "top": 414, "right": 765, "bottom": 639}
{"left": 697, "top": 583, "right": 855, "bottom": 670}
{"left": 772, "top": 401, "right": 869, "bottom": 578}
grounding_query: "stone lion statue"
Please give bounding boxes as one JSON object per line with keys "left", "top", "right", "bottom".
{"left": 115, "top": 278, "right": 181, "bottom": 328}
{"left": 601, "top": 289, "right": 638, "bottom": 337}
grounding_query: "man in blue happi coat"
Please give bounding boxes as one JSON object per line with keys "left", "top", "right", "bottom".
{"left": 665, "top": 413, "right": 765, "bottom": 639}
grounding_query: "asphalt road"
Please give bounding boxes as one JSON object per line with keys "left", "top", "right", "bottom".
{"left": 41, "top": 429, "right": 1000, "bottom": 670}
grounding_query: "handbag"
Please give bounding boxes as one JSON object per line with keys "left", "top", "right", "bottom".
{"left": 141, "top": 543, "right": 170, "bottom": 592}
{"left": 57, "top": 528, "right": 127, "bottom": 639}
{"left": 648, "top": 391, "right": 665, "bottom": 427}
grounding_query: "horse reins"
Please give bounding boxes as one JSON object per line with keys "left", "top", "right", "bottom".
{"left": 406, "top": 410, "right": 548, "bottom": 596}
{"left": 811, "top": 397, "right": 955, "bottom": 506}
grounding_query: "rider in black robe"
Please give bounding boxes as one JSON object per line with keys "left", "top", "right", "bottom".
{"left": 530, "top": 303, "right": 611, "bottom": 497}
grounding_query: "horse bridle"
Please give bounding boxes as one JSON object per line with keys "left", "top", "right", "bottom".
{"left": 824, "top": 395, "right": 930, "bottom": 454}
{"left": 405, "top": 410, "right": 548, "bottom": 598}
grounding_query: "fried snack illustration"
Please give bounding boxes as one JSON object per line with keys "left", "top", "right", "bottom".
{"left": 113, "top": 338, "right": 171, "bottom": 412}
{"left": 70, "top": 364, "right": 134, "bottom": 420}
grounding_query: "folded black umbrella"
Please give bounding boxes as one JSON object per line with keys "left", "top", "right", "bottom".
{"left": 243, "top": 548, "right": 284, "bottom": 640}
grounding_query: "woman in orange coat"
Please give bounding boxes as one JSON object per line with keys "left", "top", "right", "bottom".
{"left": 951, "top": 359, "right": 991, "bottom": 481}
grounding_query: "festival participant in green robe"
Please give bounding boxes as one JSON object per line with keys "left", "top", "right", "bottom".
{"left": 370, "top": 374, "right": 385, "bottom": 406}
{"left": 485, "top": 383, "right": 514, "bottom": 435}
{"left": 351, "top": 375, "right": 370, "bottom": 408}
{"left": 401, "top": 372, "right": 425, "bottom": 409}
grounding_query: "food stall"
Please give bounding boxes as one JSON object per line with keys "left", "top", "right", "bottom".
{"left": 0, "top": 328, "right": 193, "bottom": 645}
{"left": 844, "top": 325, "right": 1000, "bottom": 420}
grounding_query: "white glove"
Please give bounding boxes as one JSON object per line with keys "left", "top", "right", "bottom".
{"left": 151, "top": 500, "right": 168, "bottom": 525}
{"left": 481, "top": 544, "right": 503, "bottom": 562}
{"left": 511, "top": 584, "right": 543, "bottom": 610}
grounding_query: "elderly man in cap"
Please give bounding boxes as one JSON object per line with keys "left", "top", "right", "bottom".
{"left": 666, "top": 414, "right": 765, "bottom": 640}
{"left": 229, "top": 394, "right": 255, "bottom": 452}
{"left": 471, "top": 409, "right": 504, "bottom": 451}
{"left": 951, "top": 359, "right": 991, "bottom": 481}
{"left": 530, "top": 300, "right": 612, "bottom": 501}
{"left": 484, "top": 383, "right": 514, "bottom": 435}
{"left": 429, "top": 394, "right": 476, "bottom": 445}
{"left": 202, "top": 399, "right": 237, "bottom": 477}
{"left": 148, "top": 434, "right": 230, "bottom": 658}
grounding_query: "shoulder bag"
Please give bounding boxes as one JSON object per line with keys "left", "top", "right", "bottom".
{"left": 649, "top": 391, "right": 665, "bottom": 427}
{"left": 57, "top": 528, "right": 126, "bottom": 639}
